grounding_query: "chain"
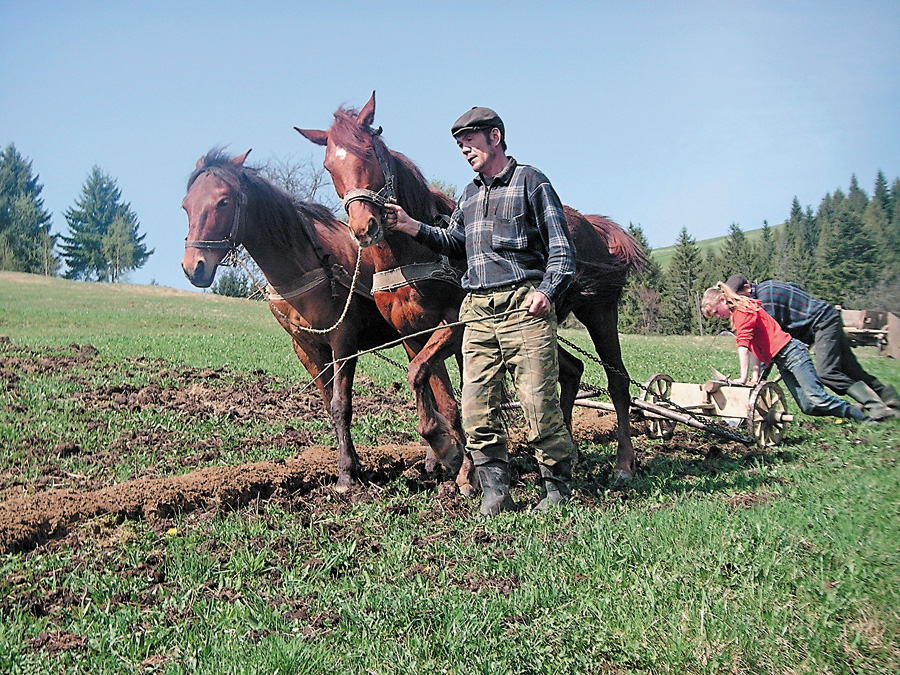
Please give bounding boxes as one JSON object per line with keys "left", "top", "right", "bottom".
{"left": 557, "top": 334, "right": 755, "bottom": 445}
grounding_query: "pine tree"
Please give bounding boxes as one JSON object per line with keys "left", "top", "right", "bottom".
{"left": 813, "top": 201, "right": 878, "bottom": 304}
{"left": 752, "top": 220, "right": 775, "bottom": 280}
{"left": 847, "top": 174, "right": 869, "bottom": 215}
{"left": 873, "top": 170, "right": 892, "bottom": 222}
{"left": 210, "top": 268, "right": 253, "bottom": 298}
{"left": 699, "top": 246, "right": 720, "bottom": 292}
{"left": 102, "top": 214, "right": 150, "bottom": 283}
{"left": 59, "top": 167, "right": 152, "bottom": 281}
{"left": 660, "top": 227, "right": 702, "bottom": 335}
{"left": 862, "top": 194, "right": 892, "bottom": 270}
{"left": 718, "top": 223, "right": 754, "bottom": 282}
{"left": 0, "top": 144, "right": 58, "bottom": 274}
{"left": 885, "top": 178, "right": 900, "bottom": 271}
{"left": 773, "top": 197, "right": 815, "bottom": 285}
{"left": 618, "top": 224, "right": 664, "bottom": 334}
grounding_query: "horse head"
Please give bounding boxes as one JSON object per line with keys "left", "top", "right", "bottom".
{"left": 181, "top": 150, "right": 251, "bottom": 287}
{"left": 296, "top": 92, "right": 393, "bottom": 248}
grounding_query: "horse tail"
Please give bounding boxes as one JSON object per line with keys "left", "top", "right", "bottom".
{"left": 560, "top": 208, "right": 647, "bottom": 311}
{"left": 582, "top": 214, "right": 647, "bottom": 274}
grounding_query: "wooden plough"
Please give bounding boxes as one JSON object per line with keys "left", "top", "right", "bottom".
{"left": 568, "top": 369, "right": 793, "bottom": 447}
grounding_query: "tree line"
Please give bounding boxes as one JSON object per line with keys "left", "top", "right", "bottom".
{"left": 4, "top": 142, "right": 897, "bottom": 328}
{"left": 618, "top": 171, "right": 900, "bottom": 335}
{"left": 0, "top": 144, "right": 152, "bottom": 282}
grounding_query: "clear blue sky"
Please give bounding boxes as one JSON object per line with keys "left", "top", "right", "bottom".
{"left": 3, "top": 1, "right": 899, "bottom": 292}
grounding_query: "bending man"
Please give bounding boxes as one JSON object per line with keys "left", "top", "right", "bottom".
{"left": 725, "top": 275, "right": 898, "bottom": 420}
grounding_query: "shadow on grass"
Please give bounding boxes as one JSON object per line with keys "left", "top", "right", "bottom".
{"left": 571, "top": 430, "right": 802, "bottom": 500}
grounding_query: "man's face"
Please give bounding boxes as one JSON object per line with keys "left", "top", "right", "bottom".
{"left": 455, "top": 130, "right": 496, "bottom": 173}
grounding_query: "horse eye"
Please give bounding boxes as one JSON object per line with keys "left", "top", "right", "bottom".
{"left": 217, "top": 198, "right": 229, "bottom": 209}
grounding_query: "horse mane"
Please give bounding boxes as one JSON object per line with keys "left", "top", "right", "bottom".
{"left": 330, "top": 106, "right": 455, "bottom": 225}
{"left": 189, "top": 148, "right": 340, "bottom": 252}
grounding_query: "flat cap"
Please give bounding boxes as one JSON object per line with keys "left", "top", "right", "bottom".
{"left": 451, "top": 106, "right": 504, "bottom": 137}
{"left": 725, "top": 274, "right": 749, "bottom": 292}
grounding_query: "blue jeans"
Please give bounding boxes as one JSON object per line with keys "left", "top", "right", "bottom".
{"left": 773, "top": 339, "right": 866, "bottom": 421}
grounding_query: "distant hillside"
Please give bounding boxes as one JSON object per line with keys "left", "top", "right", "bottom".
{"left": 650, "top": 222, "right": 786, "bottom": 270}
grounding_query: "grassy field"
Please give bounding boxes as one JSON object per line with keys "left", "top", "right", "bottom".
{"left": 1, "top": 271, "right": 899, "bottom": 674}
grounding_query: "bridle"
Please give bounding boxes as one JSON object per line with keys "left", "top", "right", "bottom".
{"left": 184, "top": 169, "right": 247, "bottom": 259}
{"left": 183, "top": 165, "right": 346, "bottom": 300}
{"left": 340, "top": 126, "right": 398, "bottom": 215}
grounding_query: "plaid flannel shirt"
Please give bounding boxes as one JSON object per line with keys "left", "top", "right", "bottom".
{"left": 751, "top": 281, "right": 836, "bottom": 345}
{"left": 414, "top": 157, "right": 576, "bottom": 304}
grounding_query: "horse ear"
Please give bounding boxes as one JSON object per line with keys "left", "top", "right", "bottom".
{"left": 296, "top": 127, "right": 328, "bottom": 146}
{"left": 233, "top": 150, "right": 252, "bottom": 167}
{"left": 358, "top": 91, "right": 376, "bottom": 130}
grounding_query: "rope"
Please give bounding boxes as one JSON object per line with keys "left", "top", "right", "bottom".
{"left": 232, "top": 255, "right": 754, "bottom": 446}
{"left": 327, "top": 307, "right": 530, "bottom": 368}
{"left": 235, "top": 244, "right": 365, "bottom": 335}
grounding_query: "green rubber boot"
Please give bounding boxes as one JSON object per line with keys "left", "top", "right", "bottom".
{"left": 475, "top": 462, "right": 516, "bottom": 517}
{"left": 876, "top": 383, "right": 900, "bottom": 413}
{"left": 535, "top": 460, "right": 572, "bottom": 511}
{"left": 847, "top": 381, "right": 896, "bottom": 421}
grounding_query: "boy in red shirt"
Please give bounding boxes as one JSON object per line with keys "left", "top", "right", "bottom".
{"left": 702, "top": 283, "right": 870, "bottom": 423}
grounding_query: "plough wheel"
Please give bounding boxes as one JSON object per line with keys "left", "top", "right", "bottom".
{"left": 747, "top": 381, "right": 788, "bottom": 446}
{"left": 640, "top": 373, "right": 677, "bottom": 439}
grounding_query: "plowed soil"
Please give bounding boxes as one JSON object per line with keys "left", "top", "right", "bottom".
{"left": 1, "top": 338, "right": 660, "bottom": 553}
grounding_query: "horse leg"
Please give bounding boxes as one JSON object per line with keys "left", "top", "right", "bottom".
{"left": 426, "top": 356, "right": 476, "bottom": 497}
{"left": 575, "top": 306, "right": 636, "bottom": 476}
{"left": 406, "top": 325, "right": 469, "bottom": 487}
{"left": 293, "top": 339, "right": 361, "bottom": 491}
{"left": 445, "top": 343, "right": 476, "bottom": 495}
{"left": 557, "top": 346, "right": 584, "bottom": 465}
{"left": 402, "top": 342, "right": 443, "bottom": 475}
{"left": 557, "top": 345, "right": 583, "bottom": 430}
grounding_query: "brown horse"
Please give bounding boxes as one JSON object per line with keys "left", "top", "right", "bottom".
{"left": 297, "top": 93, "right": 646, "bottom": 479}
{"left": 181, "top": 148, "right": 429, "bottom": 490}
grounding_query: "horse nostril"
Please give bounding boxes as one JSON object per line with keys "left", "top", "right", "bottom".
{"left": 367, "top": 217, "right": 380, "bottom": 238}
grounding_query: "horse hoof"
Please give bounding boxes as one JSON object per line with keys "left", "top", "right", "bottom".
{"left": 333, "top": 479, "right": 355, "bottom": 494}
{"left": 457, "top": 483, "right": 476, "bottom": 498}
{"left": 611, "top": 469, "right": 633, "bottom": 482}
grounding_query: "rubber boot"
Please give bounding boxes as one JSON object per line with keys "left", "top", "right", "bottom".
{"left": 535, "top": 460, "right": 572, "bottom": 511}
{"left": 876, "top": 383, "right": 900, "bottom": 414}
{"left": 475, "top": 462, "right": 516, "bottom": 517}
{"left": 847, "top": 381, "right": 896, "bottom": 421}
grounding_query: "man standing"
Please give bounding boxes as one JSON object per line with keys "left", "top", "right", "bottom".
{"left": 725, "top": 275, "right": 898, "bottom": 421}
{"left": 384, "top": 107, "right": 578, "bottom": 516}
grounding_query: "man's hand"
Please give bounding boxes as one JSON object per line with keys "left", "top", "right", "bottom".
{"left": 523, "top": 291, "right": 551, "bottom": 317}
{"left": 382, "top": 204, "right": 421, "bottom": 236}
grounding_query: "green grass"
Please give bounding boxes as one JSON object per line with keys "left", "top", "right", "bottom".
{"left": 1, "top": 270, "right": 899, "bottom": 674}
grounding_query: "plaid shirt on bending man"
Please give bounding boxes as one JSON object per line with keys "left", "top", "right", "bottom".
{"left": 414, "top": 157, "right": 576, "bottom": 304}
{"left": 750, "top": 281, "right": 835, "bottom": 345}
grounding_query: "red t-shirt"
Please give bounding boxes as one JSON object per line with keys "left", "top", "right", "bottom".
{"left": 731, "top": 299, "right": 792, "bottom": 365}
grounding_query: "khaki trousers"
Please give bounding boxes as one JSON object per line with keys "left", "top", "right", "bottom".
{"left": 459, "top": 282, "right": 575, "bottom": 468}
